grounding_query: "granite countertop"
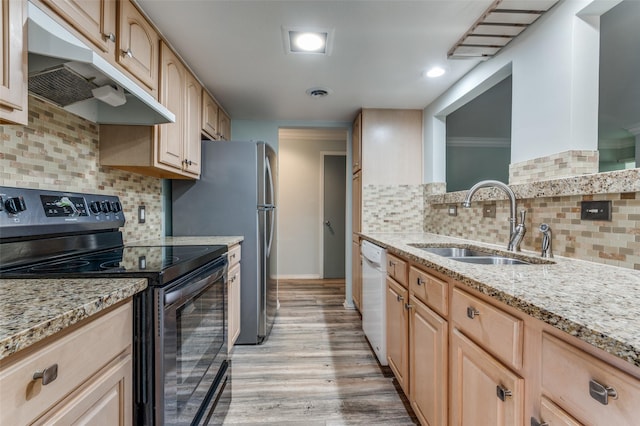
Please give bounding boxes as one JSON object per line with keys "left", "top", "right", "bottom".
{"left": 360, "top": 232, "right": 640, "bottom": 370}
{"left": 128, "top": 236, "right": 244, "bottom": 247}
{"left": 0, "top": 278, "right": 147, "bottom": 361}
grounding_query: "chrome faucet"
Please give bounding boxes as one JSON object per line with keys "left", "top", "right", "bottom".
{"left": 462, "top": 180, "right": 526, "bottom": 252}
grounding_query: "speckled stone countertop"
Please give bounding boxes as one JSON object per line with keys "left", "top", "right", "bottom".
{"left": 0, "top": 278, "right": 147, "bottom": 361}
{"left": 360, "top": 232, "right": 640, "bottom": 370}
{"left": 128, "top": 236, "right": 244, "bottom": 247}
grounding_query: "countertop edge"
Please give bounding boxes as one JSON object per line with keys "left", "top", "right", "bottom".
{"left": 0, "top": 278, "right": 147, "bottom": 361}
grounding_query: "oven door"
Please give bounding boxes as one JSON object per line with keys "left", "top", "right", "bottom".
{"left": 157, "top": 256, "right": 228, "bottom": 425}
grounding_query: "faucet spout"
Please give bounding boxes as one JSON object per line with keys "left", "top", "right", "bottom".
{"left": 462, "top": 180, "right": 519, "bottom": 251}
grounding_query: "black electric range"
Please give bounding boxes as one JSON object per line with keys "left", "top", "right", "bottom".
{"left": 0, "top": 186, "right": 231, "bottom": 425}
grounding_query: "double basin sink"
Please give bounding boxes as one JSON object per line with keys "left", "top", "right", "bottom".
{"left": 409, "top": 245, "right": 551, "bottom": 265}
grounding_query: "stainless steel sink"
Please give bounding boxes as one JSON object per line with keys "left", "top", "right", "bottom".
{"left": 410, "top": 244, "right": 532, "bottom": 265}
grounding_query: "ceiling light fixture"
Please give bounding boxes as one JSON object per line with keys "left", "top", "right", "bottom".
{"left": 426, "top": 67, "right": 446, "bottom": 78}
{"left": 282, "top": 26, "right": 334, "bottom": 55}
{"left": 306, "top": 87, "right": 332, "bottom": 98}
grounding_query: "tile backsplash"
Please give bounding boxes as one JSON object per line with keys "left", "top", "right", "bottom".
{"left": 0, "top": 97, "right": 163, "bottom": 243}
{"left": 362, "top": 184, "right": 424, "bottom": 233}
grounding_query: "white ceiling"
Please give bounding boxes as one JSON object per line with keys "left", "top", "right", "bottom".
{"left": 135, "top": 0, "right": 494, "bottom": 123}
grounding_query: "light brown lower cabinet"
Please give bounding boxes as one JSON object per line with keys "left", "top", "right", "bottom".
{"left": 410, "top": 295, "right": 448, "bottom": 426}
{"left": 386, "top": 276, "right": 409, "bottom": 394}
{"left": 450, "top": 328, "right": 524, "bottom": 425}
{"left": 228, "top": 244, "right": 242, "bottom": 351}
{"left": 0, "top": 301, "right": 133, "bottom": 425}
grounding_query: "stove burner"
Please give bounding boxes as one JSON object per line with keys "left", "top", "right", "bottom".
{"left": 99, "top": 261, "right": 125, "bottom": 271}
{"left": 30, "top": 260, "right": 91, "bottom": 272}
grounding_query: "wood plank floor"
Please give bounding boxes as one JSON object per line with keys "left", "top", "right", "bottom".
{"left": 218, "top": 279, "right": 418, "bottom": 425}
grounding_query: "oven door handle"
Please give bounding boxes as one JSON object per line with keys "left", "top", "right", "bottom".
{"left": 164, "top": 263, "right": 225, "bottom": 306}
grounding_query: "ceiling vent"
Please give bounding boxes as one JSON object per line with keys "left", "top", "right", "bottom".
{"left": 448, "top": 0, "right": 559, "bottom": 59}
{"left": 306, "top": 87, "right": 331, "bottom": 98}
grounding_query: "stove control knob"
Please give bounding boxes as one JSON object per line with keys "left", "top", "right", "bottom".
{"left": 5, "top": 196, "right": 26, "bottom": 214}
{"left": 101, "top": 201, "right": 111, "bottom": 213}
{"left": 90, "top": 201, "right": 102, "bottom": 214}
{"left": 111, "top": 201, "right": 122, "bottom": 213}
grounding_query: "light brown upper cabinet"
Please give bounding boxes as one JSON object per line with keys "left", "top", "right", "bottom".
{"left": 218, "top": 108, "right": 231, "bottom": 141}
{"left": 0, "top": 0, "right": 27, "bottom": 125}
{"left": 117, "top": 0, "right": 159, "bottom": 98}
{"left": 202, "top": 90, "right": 220, "bottom": 140}
{"left": 40, "top": 0, "right": 117, "bottom": 56}
{"left": 352, "top": 112, "right": 362, "bottom": 174}
{"left": 100, "top": 43, "right": 202, "bottom": 179}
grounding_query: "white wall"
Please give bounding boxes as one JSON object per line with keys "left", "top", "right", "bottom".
{"left": 278, "top": 133, "right": 347, "bottom": 279}
{"left": 423, "top": 0, "right": 604, "bottom": 183}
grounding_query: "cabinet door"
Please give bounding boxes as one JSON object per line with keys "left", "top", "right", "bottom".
{"left": 352, "top": 171, "right": 361, "bottom": 234}
{"left": 158, "top": 42, "right": 184, "bottom": 171}
{"left": 202, "top": 90, "right": 219, "bottom": 140}
{"left": 41, "top": 0, "right": 116, "bottom": 55}
{"left": 352, "top": 237, "right": 361, "bottom": 311}
{"left": 34, "top": 354, "right": 132, "bottom": 425}
{"left": 117, "top": 0, "right": 159, "bottom": 96}
{"left": 352, "top": 112, "right": 362, "bottom": 173}
{"left": 450, "top": 329, "right": 524, "bottom": 426}
{"left": 0, "top": 0, "right": 27, "bottom": 125}
{"left": 183, "top": 72, "right": 201, "bottom": 176}
{"left": 386, "top": 276, "right": 409, "bottom": 395}
{"left": 228, "top": 262, "right": 241, "bottom": 349}
{"left": 410, "top": 296, "right": 448, "bottom": 426}
{"left": 218, "top": 109, "right": 231, "bottom": 140}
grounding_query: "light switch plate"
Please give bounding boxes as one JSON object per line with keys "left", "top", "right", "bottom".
{"left": 138, "top": 205, "right": 146, "bottom": 224}
{"left": 581, "top": 200, "right": 611, "bottom": 221}
{"left": 448, "top": 205, "right": 458, "bottom": 216}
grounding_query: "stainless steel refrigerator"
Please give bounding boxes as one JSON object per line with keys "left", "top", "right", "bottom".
{"left": 172, "top": 140, "right": 277, "bottom": 344}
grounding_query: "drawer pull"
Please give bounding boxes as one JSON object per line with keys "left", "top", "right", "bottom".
{"left": 466, "top": 306, "right": 480, "bottom": 319}
{"left": 103, "top": 32, "right": 116, "bottom": 43}
{"left": 530, "top": 417, "right": 549, "bottom": 426}
{"left": 496, "top": 385, "right": 512, "bottom": 401}
{"left": 589, "top": 379, "right": 618, "bottom": 405}
{"left": 122, "top": 48, "right": 133, "bottom": 58}
{"left": 416, "top": 277, "right": 425, "bottom": 286}
{"left": 405, "top": 303, "right": 413, "bottom": 310}
{"left": 33, "top": 364, "right": 58, "bottom": 386}
{"left": 397, "top": 294, "right": 404, "bottom": 302}
{"left": 389, "top": 260, "right": 396, "bottom": 267}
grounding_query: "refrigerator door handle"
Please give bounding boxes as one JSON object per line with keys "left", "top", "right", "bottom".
{"left": 265, "top": 158, "right": 275, "bottom": 257}
{"left": 257, "top": 204, "right": 275, "bottom": 210}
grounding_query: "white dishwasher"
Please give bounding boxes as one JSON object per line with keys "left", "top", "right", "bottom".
{"left": 360, "top": 240, "right": 388, "bottom": 366}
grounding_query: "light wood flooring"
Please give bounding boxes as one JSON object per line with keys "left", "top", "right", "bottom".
{"left": 218, "top": 279, "right": 418, "bottom": 425}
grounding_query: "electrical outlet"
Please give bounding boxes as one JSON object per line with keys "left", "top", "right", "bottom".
{"left": 483, "top": 203, "right": 496, "bottom": 218}
{"left": 448, "top": 205, "right": 458, "bottom": 216}
{"left": 138, "top": 205, "right": 146, "bottom": 224}
{"left": 581, "top": 200, "right": 611, "bottom": 221}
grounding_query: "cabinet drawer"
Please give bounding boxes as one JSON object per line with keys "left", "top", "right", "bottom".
{"left": 409, "top": 266, "right": 448, "bottom": 317}
{"left": 539, "top": 396, "right": 582, "bottom": 426}
{"left": 541, "top": 332, "right": 640, "bottom": 425}
{"left": 386, "top": 253, "right": 407, "bottom": 287}
{"left": 228, "top": 244, "right": 241, "bottom": 267}
{"left": 0, "top": 302, "right": 132, "bottom": 426}
{"left": 451, "top": 287, "right": 523, "bottom": 369}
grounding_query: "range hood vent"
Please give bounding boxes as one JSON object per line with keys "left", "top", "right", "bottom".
{"left": 27, "top": 2, "right": 175, "bottom": 125}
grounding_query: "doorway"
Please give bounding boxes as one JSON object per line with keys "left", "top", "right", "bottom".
{"left": 321, "top": 153, "right": 346, "bottom": 279}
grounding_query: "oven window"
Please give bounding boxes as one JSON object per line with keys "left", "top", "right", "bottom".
{"left": 172, "top": 276, "right": 225, "bottom": 423}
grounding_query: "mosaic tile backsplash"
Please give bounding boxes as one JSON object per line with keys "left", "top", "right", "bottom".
{"left": 362, "top": 184, "right": 424, "bottom": 233}
{"left": 509, "top": 150, "right": 599, "bottom": 184}
{"left": 0, "top": 97, "right": 163, "bottom": 243}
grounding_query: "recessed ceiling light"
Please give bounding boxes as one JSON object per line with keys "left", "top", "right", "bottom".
{"left": 282, "top": 27, "right": 334, "bottom": 55}
{"left": 293, "top": 32, "right": 325, "bottom": 52}
{"left": 425, "top": 67, "right": 446, "bottom": 78}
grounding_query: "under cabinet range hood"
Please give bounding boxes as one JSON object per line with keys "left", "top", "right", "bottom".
{"left": 26, "top": 2, "right": 175, "bottom": 125}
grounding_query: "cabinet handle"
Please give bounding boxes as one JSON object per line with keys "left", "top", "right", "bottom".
{"left": 33, "top": 364, "right": 58, "bottom": 386}
{"left": 416, "top": 277, "right": 425, "bottom": 286}
{"left": 467, "top": 306, "right": 480, "bottom": 319}
{"left": 496, "top": 385, "right": 512, "bottom": 401}
{"left": 397, "top": 294, "right": 404, "bottom": 302}
{"left": 589, "top": 379, "right": 618, "bottom": 405}
{"left": 122, "top": 48, "right": 133, "bottom": 58}
{"left": 103, "top": 32, "right": 116, "bottom": 43}
{"left": 405, "top": 303, "right": 413, "bottom": 310}
{"left": 530, "top": 417, "right": 549, "bottom": 426}
{"left": 389, "top": 260, "right": 396, "bottom": 267}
